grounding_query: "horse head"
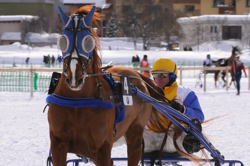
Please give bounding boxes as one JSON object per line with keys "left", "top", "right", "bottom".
{"left": 232, "top": 46, "right": 241, "bottom": 56}
{"left": 57, "top": 5, "right": 101, "bottom": 91}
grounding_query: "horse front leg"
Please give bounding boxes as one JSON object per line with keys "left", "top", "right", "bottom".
{"left": 125, "top": 124, "right": 144, "bottom": 166}
{"left": 221, "top": 71, "right": 226, "bottom": 87}
{"left": 50, "top": 132, "right": 68, "bottom": 166}
{"left": 94, "top": 140, "right": 113, "bottom": 166}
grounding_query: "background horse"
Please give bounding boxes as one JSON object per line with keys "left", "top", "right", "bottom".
{"left": 214, "top": 46, "right": 240, "bottom": 87}
{"left": 48, "top": 5, "right": 207, "bottom": 166}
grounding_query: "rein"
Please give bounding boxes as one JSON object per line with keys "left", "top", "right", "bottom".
{"left": 84, "top": 72, "right": 170, "bottom": 103}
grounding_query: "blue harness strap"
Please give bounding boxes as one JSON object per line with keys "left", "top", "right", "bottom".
{"left": 45, "top": 72, "right": 125, "bottom": 124}
{"left": 103, "top": 73, "right": 125, "bottom": 124}
{"left": 46, "top": 93, "right": 113, "bottom": 109}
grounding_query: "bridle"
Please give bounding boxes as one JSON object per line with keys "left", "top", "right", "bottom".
{"left": 62, "top": 14, "right": 92, "bottom": 77}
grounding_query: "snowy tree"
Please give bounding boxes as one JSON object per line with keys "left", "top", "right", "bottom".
{"left": 105, "top": 12, "right": 119, "bottom": 37}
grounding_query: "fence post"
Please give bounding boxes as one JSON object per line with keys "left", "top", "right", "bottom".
{"left": 226, "top": 66, "right": 228, "bottom": 91}
{"left": 30, "top": 67, "right": 33, "bottom": 97}
{"left": 179, "top": 66, "right": 182, "bottom": 85}
{"left": 248, "top": 67, "right": 250, "bottom": 90}
{"left": 203, "top": 67, "right": 206, "bottom": 92}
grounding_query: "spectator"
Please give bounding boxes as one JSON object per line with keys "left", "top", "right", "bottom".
{"left": 135, "top": 55, "right": 140, "bottom": 62}
{"left": 43, "top": 55, "right": 48, "bottom": 64}
{"left": 47, "top": 54, "right": 51, "bottom": 64}
{"left": 230, "top": 55, "right": 247, "bottom": 95}
{"left": 52, "top": 55, "right": 55, "bottom": 64}
{"left": 25, "top": 57, "right": 30, "bottom": 66}
{"left": 57, "top": 55, "right": 62, "bottom": 63}
{"left": 184, "top": 45, "right": 192, "bottom": 51}
{"left": 132, "top": 56, "right": 136, "bottom": 63}
{"left": 141, "top": 55, "right": 150, "bottom": 77}
{"left": 132, "top": 55, "right": 140, "bottom": 68}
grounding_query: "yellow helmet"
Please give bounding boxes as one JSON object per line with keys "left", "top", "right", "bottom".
{"left": 151, "top": 58, "right": 177, "bottom": 77}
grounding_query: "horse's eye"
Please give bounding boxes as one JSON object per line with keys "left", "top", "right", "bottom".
{"left": 57, "top": 35, "right": 69, "bottom": 52}
{"left": 82, "top": 35, "right": 95, "bottom": 53}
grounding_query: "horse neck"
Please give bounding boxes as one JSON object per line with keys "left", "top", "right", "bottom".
{"left": 228, "top": 54, "right": 236, "bottom": 65}
{"left": 230, "top": 53, "right": 236, "bottom": 59}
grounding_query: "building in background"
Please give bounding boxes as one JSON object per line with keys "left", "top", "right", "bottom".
{"left": 177, "top": 15, "right": 250, "bottom": 50}
{"left": 1, "top": 0, "right": 250, "bottom": 48}
{"left": 0, "top": 0, "right": 68, "bottom": 45}
{"left": 178, "top": 0, "right": 250, "bottom": 50}
{"left": 0, "top": 15, "right": 38, "bottom": 45}
{"left": 200, "top": 0, "right": 250, "bottom": 15}
{"left": 0, "top": 0, "right": 68, "bottom": 19}
{"left": 0, "top": 0, "right": 53, "bottom": 16}
{"left": 63, "top": 0, "right": 113, "bottom": 37}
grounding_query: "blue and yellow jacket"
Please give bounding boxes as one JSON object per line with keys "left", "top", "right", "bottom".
{"left": 149, "top": 81, "right": 204, "bottom": 132}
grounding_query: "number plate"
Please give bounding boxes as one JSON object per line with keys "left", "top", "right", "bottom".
{"left": 120, "top": 76, "right": 133, "bottom": 106}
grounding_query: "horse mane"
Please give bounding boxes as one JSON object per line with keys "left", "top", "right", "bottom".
{"left": 232, "top": 46, "right": 240, "bottom": 56}
{"left": 74, "top": 5, "right": 102, "bottom": 74}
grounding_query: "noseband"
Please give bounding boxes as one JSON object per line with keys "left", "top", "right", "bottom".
{"left": 62, "top": 15, "right": 92, "bottom": 77}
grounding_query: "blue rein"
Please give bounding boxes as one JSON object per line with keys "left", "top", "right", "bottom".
{"left": 46, "top": 93, "right": 114, "bottom": 109}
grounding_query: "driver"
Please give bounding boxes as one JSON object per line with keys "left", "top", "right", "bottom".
{"left": 144, "top": 58, "right": 204, "bottom": 156}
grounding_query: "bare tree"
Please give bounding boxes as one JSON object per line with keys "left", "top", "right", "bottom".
{"left": 118, "top": 0, "right": 170, "bottom": 50}
{"left": 206, "top": 16, "right": 228, "bottom": 50}
{"left": 160, "top": 7, "right": 186, "bottom": 50}
{"left": 117, "top": 0, "right": 140, "bottom": 50}
{"left": 178, "top": 17, "right": 204, "bottom": 51}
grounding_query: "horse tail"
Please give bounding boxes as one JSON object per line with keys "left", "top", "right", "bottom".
{"left": 138, "top": 73, "right": 210, "bottom": 165}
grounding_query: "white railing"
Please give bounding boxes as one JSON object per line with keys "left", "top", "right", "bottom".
{"left": 0, "top": 66, "right": 249, "bottom": 97}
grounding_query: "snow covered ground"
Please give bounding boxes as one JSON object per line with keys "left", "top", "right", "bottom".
{"left": 0, "top": 75, "right": 249, "bottom": 166}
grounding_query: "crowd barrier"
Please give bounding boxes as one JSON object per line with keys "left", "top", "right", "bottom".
{"left": 0, "top": 66, "right": 249, "bottom": 97}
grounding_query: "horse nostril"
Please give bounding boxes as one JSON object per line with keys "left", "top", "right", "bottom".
{"left": 78, "top": 78, "right": 83, "bottom": 85}
{"left": 66, "top": 78, "right": 71, "bottom": 86}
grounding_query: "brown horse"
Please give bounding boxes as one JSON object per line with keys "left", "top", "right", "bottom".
{"left": 214, "top": 46, "right": 240, "bottom": 87}
{"left": 48, "top": 5, "right": 167, "bottom": 166}
{"left": 48, "top": 5, "right": 208, "bottom": 166}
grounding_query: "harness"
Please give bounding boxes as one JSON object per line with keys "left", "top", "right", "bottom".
{"left": 62, "top": 15, "right": 92, "bottom": 77}
{"left": 46, "top": 93, "right": 113, "bottom": 109}
{"left": 45, "top": 71, "right": 126, "bottom": 136}
{"left": 103, "top": 72, "right": 125, "bottom": 124}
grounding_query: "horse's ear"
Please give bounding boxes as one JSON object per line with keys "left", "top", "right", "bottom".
{"left": 83, "top": 6, "right": 96, "bottom": 27}
{"left": 58, "top": 6, "right": 70, "bottom": 26}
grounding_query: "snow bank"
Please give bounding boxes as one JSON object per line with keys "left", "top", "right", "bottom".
{"left": 1, "top": 32, "right": 21, "bottom": 41}
{"left": 0, "top": 39, "right": 250, "bottom": 65}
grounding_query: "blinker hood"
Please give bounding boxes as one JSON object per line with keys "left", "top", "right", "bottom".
{"left": 57, "top": 6, "right": 96, "bottom": 60}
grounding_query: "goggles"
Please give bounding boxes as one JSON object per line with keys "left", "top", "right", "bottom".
{"left": 57, "top": 34, "right": 95, "bottom": 53}
{"left": 152, "top": 73, "right": 170, "bottom": 79}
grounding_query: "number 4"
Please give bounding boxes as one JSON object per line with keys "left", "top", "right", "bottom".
{"left": 124, "top": 77, "right": 129, "bottom": 94}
